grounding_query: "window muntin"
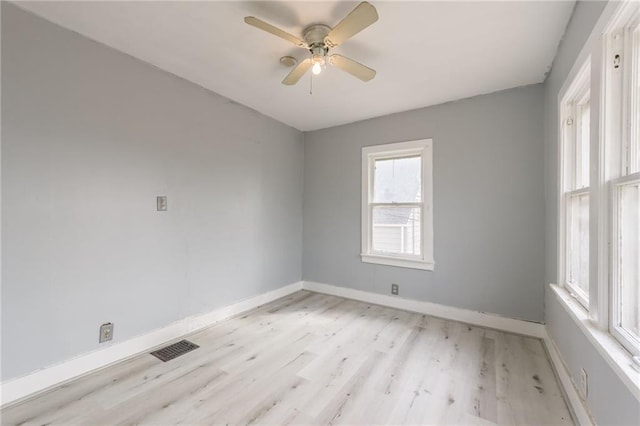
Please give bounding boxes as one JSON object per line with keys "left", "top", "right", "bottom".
{"left": 361, "top": 139, "right": 433, "bottom": 270}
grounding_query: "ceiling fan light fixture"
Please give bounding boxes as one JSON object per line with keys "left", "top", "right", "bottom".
{"left": 311, "top": 50, "right": 325, "bottom": 75}
{"left": 245, "top": 2, "right": 378, "bottom": 86}
{"left": 312, "top": 61, "right": 322, "bottom": 75}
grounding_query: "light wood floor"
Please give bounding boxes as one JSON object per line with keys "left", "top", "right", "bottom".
{"left": 1, "top": 291, "right": 573, "bottom": 425}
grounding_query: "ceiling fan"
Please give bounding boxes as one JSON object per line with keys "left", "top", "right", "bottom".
{"left": 244, "top": 2, "right": 378, "bottom": 85}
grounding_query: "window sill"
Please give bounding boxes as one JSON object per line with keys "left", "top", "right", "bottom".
{"left": 361, "top": 254, "right": 434, "bottom": 271}
{"left": 549, "top": 284, "right": 640, "bottom": 401}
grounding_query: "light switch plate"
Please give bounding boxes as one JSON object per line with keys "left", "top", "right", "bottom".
{"left": 157, "top": 196, "right": 167, "bottom": 211}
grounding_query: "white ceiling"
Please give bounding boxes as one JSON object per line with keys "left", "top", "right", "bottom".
{"left": 15, "top": 1, "right": 575, "bottom": 131}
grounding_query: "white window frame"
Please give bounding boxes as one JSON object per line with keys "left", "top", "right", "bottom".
{"left": 604, "top": 4, "right": 640, "bottom": 357}
{"left": 361, "top": 139, "right": 434, "bottom": 271}
{"left": 559, "top": 60, "right": 592, "bottom": 309}
{"left": 553, "top": 0, "right": 640, "bottom": 398}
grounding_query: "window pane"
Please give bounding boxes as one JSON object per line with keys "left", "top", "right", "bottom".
{"left": 372, "top": 206, "right": 421, "bottom": 256}
{"left": 567, "top": 193, "right": 589, "bottom": 297}
{"left": 578, "top": 100, "right": 590, "bottom": 187}
{"left": 632, "top": 26, "right": 640, "bottom": 173}
{"left": 618, "top": 181, "right": 640, "bottom": 340}
{"left": 373, "top": 156, "right": 421, "bottom": 203}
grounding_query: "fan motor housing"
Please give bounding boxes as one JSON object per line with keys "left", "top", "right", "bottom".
{"left": 303, "top": 24, "right": 331, "bottom": 47}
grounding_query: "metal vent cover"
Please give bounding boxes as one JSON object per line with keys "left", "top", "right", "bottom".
{"left": 150, "top": 339, "right": 199, "bottom": 362}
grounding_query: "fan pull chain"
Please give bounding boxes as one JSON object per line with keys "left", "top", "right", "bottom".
{"left": 310, "top": 72, "right": 313, "bottom": 95}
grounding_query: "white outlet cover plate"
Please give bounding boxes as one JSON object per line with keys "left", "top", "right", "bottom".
{"left": 580, "top": 368, "right": 588, "bottom": 399}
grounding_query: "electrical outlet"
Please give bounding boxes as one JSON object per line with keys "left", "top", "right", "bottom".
{"left": 156, "top": 196, "right": 167, "bottom": 211}
{"left": 391, "top": 283, "right": 399, "bottom": 295}
{"left": 580, "top": 368, "right": 588, "bottom": 399}
{"left": 99, "top": 322, "right": 114, "bottom": 343}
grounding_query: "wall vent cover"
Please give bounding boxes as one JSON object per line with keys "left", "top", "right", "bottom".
{"left": 150, "top": 340, "right": 199, "bottom": 362}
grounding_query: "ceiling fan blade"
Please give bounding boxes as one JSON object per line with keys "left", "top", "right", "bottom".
{"left": 282, "top": 59, "right": 312, "bottom": 85}
{"left": 329, "top": 54, "right": 376, "bottom": 82}
{"left": 244, "top": 16, "right": 308, "bottom": 48}
{"left": 325, "top": 2, "right": 378, "bottom": 48}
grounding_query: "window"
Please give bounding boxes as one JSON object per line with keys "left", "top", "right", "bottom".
{"left": 606, "top": 5, "right": 640, "bottom": 355}
{"left": 554, "top": 0, "right": 640, "bottom": 394}
{"left": 361, "top": 139, "right": 434, "bottom": 270}
{"left": 557, "top": 0, "right": 640, "bottom": 360}
{"left": 560, "top": 61, "right": 591, "bottom": 308}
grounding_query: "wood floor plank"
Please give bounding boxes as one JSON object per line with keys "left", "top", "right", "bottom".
{"left": 0, "top": 291, "right": 574, "bottom": 425}
{"left": 313, "top": 350, "right": 387, "bottom": 425}
{"left": 494, "top": 332, "right": 573, "bottom": 425}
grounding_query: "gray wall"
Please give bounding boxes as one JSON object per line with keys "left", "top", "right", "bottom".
{"left": 543, "top": 1, "right": 640, "bottom": 424}
{"left": 303, "top": 84, "right": 545, "bottom": 322}
{"left": 1, "top": 3, "right": 303, "bottom": 381}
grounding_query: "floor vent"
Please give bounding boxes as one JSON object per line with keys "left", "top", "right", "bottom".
{"left": 150, "top": 340, "right": 199, "bottom": 362}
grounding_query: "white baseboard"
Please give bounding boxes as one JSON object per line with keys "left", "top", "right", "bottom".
{"left": 302, "top": 281, "right": 546, "bottom": 338}
{"left": 543, "top": 329, "right": 594, "bottom": 426}
{"left": 0, "top": 281, "right": 303, "bottom": 407}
